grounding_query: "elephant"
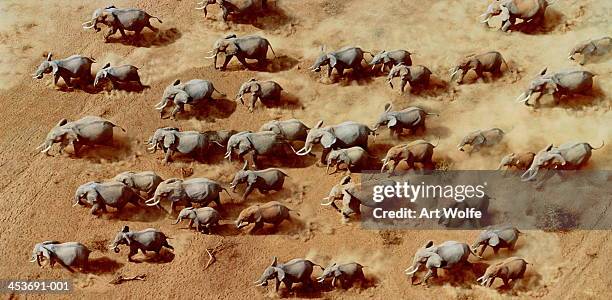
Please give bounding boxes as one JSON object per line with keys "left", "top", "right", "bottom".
{"left": 310, "top": 46, "right": 370, "bottom": 79}
{"left": 254, "top": 257, "right": 321, "bottom": 292}
{"left": 521, "top": 142, "right": 604, "bottom": 181}
{"left": 73, "top": 181, "right": 143, "bottom": 216}
{"left": 381, "top": 140, "right": 437, "bottom": 173}
{"left": 405, "top": 240, "right": 480, "bottom": 285}
{"left": 225, "top": 131, "right": 297, "bottom": 168}
{"left": 373, "top": 103, "right": 438, "bottom": 137}
{"left": 36, "top": 116, "right": 125, "bottom": 156}
{"left": 113, "top": 171, "right": 164, "bottom": 198}
{"left": 326, "top": 146, "right": 370, "bottom": 174}
{"left": 173, "top": 207, "right": 220, "bottom": 234}
{"left": 30, "top": 241, "right": 90, "bottom": 272}
{"left": 569, "top": 36, "right": 611, "bottom": 65}
{"left": 259, "top": 119, "right": 309, "bottom": 142}
{"left": 33, "top": 53, "right": 95, "bottom": 88}
{"left": 472, "top": 225, "right": 521, "bottom": 256}
{"left": 438, "top": 194, "right": 491, "bottom": 228}
{"left": 196, "top": 0, "right": 268, "bottom": 22}
{"left": 155, "top": 79, "right": 226, "bottom": 120}
{"left": 235, "top": 201, "right": 297, "bottom": 233}
{"left": 207, "top": 34, "right": 276, "bottom": 70}
{"left": 145, "top": 178, "right": 231, "bottom": 213}
{"left": 481, "top": 0, "right": 550, "bottom": 32}
{"left": 294, "top": 120, "right": 375, "bottom": 165}
{"left": 230, "top": 161, "right": 289, "bottom": 202}
{"left": 450, "top": 51, "right": 508, "bottom": 84}
{"left": 94, "top": 63, "right": 145, "bottom": 90}
{"left": 497, "top": 152, "right": 535, "bottom": 170}
{"left": 236, "top": 78, "right": 283, "bottom": 112}
{"left": 369, "top": 49, "right": 413, "bottom": 72}
{"left": 387, "top": 64, "right": 432, "bottom": 93}
{"left": 109, "top": 226, "right": 173, "bottom": 262}
{"left": 516, "top": 68, "right": 595, "bottom": 106}
{"left": 317, "top": 262, "right": 367, "bottom": 289}
{"left": 146, "top": 127, "right": 219, "bottom": 163}
{"left": 477, "top": 257, "right": 529, "bottom": 287}
{"left": 200, "top": 129, "right": 239, "bottom": 147}
{"left": 82, "top": 6, "right": 162, "bottom": 42}
{"left": 458, "top": 128, "right": 505, "bottom": 153}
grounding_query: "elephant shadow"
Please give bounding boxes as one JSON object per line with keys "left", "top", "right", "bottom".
{"left": 53, "top": 80, "right": 99, "bottom": 95}
{"left": 84, "top": 256, "right": 124, "bottom": 275}
{"left": 251, "top": 2, "right": 292, "bottom": 30}
{"left": 413, "top": 76, "right": 449, "bottom": 97}
{"left": 114, "top": 205, "right": 166, "bottom": 222}
{"left": 106, "top": 28, "right": 182, "bottom": 48}
{"left": 265, "top": 55, "right": 300, "bottom": 73}
{"left": 263, "top": 92, "right": 303, "bottom": 110}
{"left": 212, "top": 223, "right": 243, "bottom": 236}
{"left": 178, "top": 98, "right": 237, "bottom": 121}
{"left": 421, "top": 262, "right": 489, "bottom": 288}
{"left": 553, "top": 85, "right": 607, "bottom": 110}
{"left": 95, "top": 82, "right": 151, "bottom": 94}
{"left": 78, "top": 134, "right": 133, "bottom": 163}
{"left": 132, "top": 249, "right": 175, "bottom": 264}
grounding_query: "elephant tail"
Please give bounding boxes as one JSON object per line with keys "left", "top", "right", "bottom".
{"left": 590, "top": 141, "right": 605, "bottom": 150}
{"left": 213, "top": 86, "right": 226, "bottom": 97}
{"left": 221, "top": 187, "right": 233, "bottom": 200}
{"left": 426, "top": 112, "right": 439, "bottom": 117}
{"left": 267, "top": 41, "right": 277, "bottom": 58}
{"left": 312, "top": 263, "right": 325, "bottom": 270}
{"left": 111, "top": 122, "right": 126, "bottom": 132}
{"left": 150, "top": 15, "right": 163, "bottom": 23}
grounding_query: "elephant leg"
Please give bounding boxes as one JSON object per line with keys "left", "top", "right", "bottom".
{"left": 221, "top": 7, "right": 230, "bottom": 22}
{"left": 221, "top": 55, "right": 233, "bottom": 70}
{"left": 318, "top": 148, "right": 331, "bottom": 166}
{"left": 251, "top": 153, "right": 260, "bottom": 169}
{"left": 421, "top": 269, "right": 434, "bottom": 285}
{"left": 170, "top": 202, "right": 177, "bottom": 214}
{"left": 62, "top": 76, "right": 72, "bottom": 87}
{"left": 236, "top": 56, "right": 250, "bottom": 69}
{"left": 72, "top": 141, "right": 82, "bottom": 157}
{"left": 400, "top": 79, "right": 408, "bottom": 94}
{"left": 250, "top": 221, "right": 263, "bottom": 234}
{"left": 478, "top": 245, "right": 487, "bottom": 257}
{"left": 188, "top": 219, "right": 194, "bottom": 229}
{"left": 493, "top": 246, "right": 499, "bottom": 254}
{"left": 163, "top": 149, "right": 174, "bottom": 164}
{"left": 104, "top": 28, "right": 118, "bottom": 41}
{"left": 170, "top": 104, "right": 183, "bottom": 120}
{"left": 327, "top": 66, "right": 333, "bottom": 78}
{"left": 336, "top": 66, "right": 345, "bottom": 77}
{"left": 501, "top": 17, "right": 515, "bottom": 32}
{"left": 241, "top": 184, "right": 255, "bottom": 201}
{"left": 146, "top": 21, "right": 159, "bottom": 33}
{"left": 127, "top": 247, "right": 138, "bottom": 262}
{"left": 119, "top": 27, "right": 129, "bottom": 40}
{"left": 250, "top": 95, "right": 259, "bottom": 112}
{"left": 213, "top": 195, "right": 222, "bottom": 207}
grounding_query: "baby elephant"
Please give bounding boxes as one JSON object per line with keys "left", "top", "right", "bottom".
{"left": 94, "top": 63, "right": 146, "bottom": 90}
{"left": 472, "top": 226, "right": 521, "bottom": 257}
{"left": 450, "top": 51, "right": 507, "bottom": 84}
{"left": 388, "top": 63, "right": 432, "bottom": 93}
{"left": 373, "top": 103, "right": 438, "bottom": 137}
{"left": 458, "top": 128, "right": 505, "bottom": 153}
{"left": 235, "top": 201, "right": 297, "bottom": 233}
{"left": 569, "top": 36, "right": 611, "bottom": 65}
{"left": 236, "top": 78, "right": 283, "bottom": 112}
{"left": 317, "top": 262, "right": 367, "bottom": 289}
{"left": 477, "top": 257, "right": 529, "bottom": 288}
{"left": 381, "top": 140, "right": 437, "bottom": 173}
{"left": 110, "top": 226, "right": 173, "bottom": 262}
{"left": 30, "top": 241, "right": 90, "bottom": 272}
{"left": 254, "top": 257, "right": 320, "bottom": 292}
{"left": 497, "top": 152, "right": 535, "bottom": 170}
{"left": 33, "top": 53, "right": 95, "bottom": 88}
{"left": 113, "top": 171, "right": 164, "bottom": 198}
{"left": 369, "top": 49, "right": 413, "bottom": 72}
{"left": 230, "top": 162, "right": 289, "bottom": 202}
{"left": 173, "top": 207, "right": 220, "bottom": 234}
{"left": 326, "top": 146, "right": 370, "bottom": 174}
{"left": 73, "top": 181, "right": 143, "bottom": 216}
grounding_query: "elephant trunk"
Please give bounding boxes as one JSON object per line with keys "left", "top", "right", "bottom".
{"left": 38, "top": 140, "right": 53, "bottom": 155}
{"left": 253, "top": 275, "right": 268, "bottom": 286}
{"left": 173, "top": 216, "right": 182, "bottom": 225}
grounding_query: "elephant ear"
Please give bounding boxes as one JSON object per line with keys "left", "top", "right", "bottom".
{"left": 63, "top": 129, "right": 80, "bottom": 142}
{"left": 424, "top": 240, "right": 434, "bottom": 248}
{"left": 50, "top": 62, "right": 59, "bottom": 75}
{"left": 251, "top": 83, "right": 261, "bottom": 93}
{"left": 247, "top": 173, "right": 260, "bottom": 186}
{"left": 384, "top": 103, "right": 392, "bottom": 112}
{"left": 46, "top": 52, "right": 53, "bottom": 61}
{"left": 226, "top": 42, "right": 241, "bottom": 56}
{"left": 333, "top": 268, "right": 343, "bottom": 277}
{"left": 274, "top": 267, "right": 286, "bottom": 282}
{"left": 383, "top": 53, "right": 392, "bottom": 64}
{"left": 56, "top": 118, "right": 68, "bottom": 127}
{"left": 327, "top": 54, "right": 338, "bottom": 68}
{"left": 173, "top": 79, "right": 181, "bottom": 86}
{"left": 488, "top": 233, "right": 500, "bottom": 247}
{"left": 86, "top": 189, "right": 100, "bottom": 205}
{"left": 163, "top": 132, "right": 177, "bottom": 149}
{"left": 254, "top": 206, "right": 263, "bottom": 223}
{"left": 40, "top": 245, "right": 53, "bottom": 260}
{"left": 339, "top": 175, "right": 351, "bottom": 185}
{"left": 270, "top": 256, "right": 278, "bottom": 267}
{"left": 314, "top": 120, "right": 324, "bottom": 129}
{"left": 388, "top": 116, "right": 398, "bottom": 128}
{"left": 499, "top": 5, "right": 510, "bottom": 21}
{"left": 543, "top": 144, "right": 554, "bottom": 152}
{"left": 426, "top": 253, "right": 443, "bottom": 268}
{"left": 102, "top": 62, "right": 111, "bottom": 69}
{"left": 473, "top": 133, "right": 486, "bottom": 146}
{"left": 321, "top": 132, "right": 337, "bottom": 148}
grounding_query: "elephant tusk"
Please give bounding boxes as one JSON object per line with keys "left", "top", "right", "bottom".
{"left": 82, "top": 23, "right": 96, "bottom": 29}
{"left": 295, "top": 146, "right": 312, "bottom": 156}
{"left": 40, "top": 144, "right": 52, "bottom": 153}
{"left": 195, "top": 5, "right": 207, "bottom": 10}
{"left": 145, "top": 198, "right": 160, "bottom": 206}
{"left": 82, "top": 21, "right": 91, "bottom": 26}
{"left": 147, "top": 144, "right": 157, "bottom": 150}
{"left": 29, "top": 258, "right": 37, "bottom": 262}
{"left": 405, "top": 267, "right": 419, "bottom": 275}
{"left": 204, "top": 54, "right": 216, "bottom": 59}
{"left": 321, "top": 198, "right": 334, "bottom": 206}
{"left": 481, "top": 17, "right": 491, "bottom": 23}
{"left": 381, "top": 161, "right": 389, "bottom": 172}
{"left": 317, "top": 278, "right": 325, "bottom": 283}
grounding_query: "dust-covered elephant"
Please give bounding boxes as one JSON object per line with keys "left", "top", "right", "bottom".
{"left": 82, "top": 6, "right": 162, "bottom": 42}
{"left": 155, "top": 79, "right": 226, "bottom": 120}
{"left": 207, "top": 34, "right": 276, "bottom": 70}
{"left": 516, "top": 68, "right": 595, "bottom": 106}
{"left": 33, "top": 53, "right": 95, "bottom": 88}
{"left": 30, "top": 241, "right": 90, "bottom": 272}
{"left": 145, "top": 178, "right": 231, "bottom": 213}
{"left": 405, "top": 240, "right": 480, "bottom": 285}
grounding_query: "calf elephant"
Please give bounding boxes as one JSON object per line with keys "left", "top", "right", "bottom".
{"left": 30, "top": 241, "right": 90, "bottom": 272}
{"left": 405, "top": 240, "right": 480, "bottom": 285}
{"left": 294, "top": 120, "right": 375, "bottom": 165}
{"left": 94, "top": 63, "right": 145, "bottom": 90}
{"left": 497, "top": 152, "right": 535, "bottom": 170}
{"left": 225, "top": 131, "right": 296, "bottom": 168}
{"left": 477, "top": 257, "right": 529, "bottom": 287}
{"left": 110, "top": 226, "right": 173, "bottom": 262}
{"left": 458, "top": 128, "right": 505, "bottom": 153}
{"left": 569, "top": 36, "right": 611, "bottom": 65}
{"left": 230, "top": 161, "right": 289, "bottom": 202}
{"left": 317, "top": 262, "right": 367, "bottom": 288}
{"left": 207, "top": 34, "right": 276, "bottom": 70}
{"left": 196, "top": 0, "right": 268, "bottom": 22}
{"left": 516, "top": 68, "right": 595, "bottom": 106}
{"left": 73, "top": 181, "right": 143, "bottom": 216}
{"left": 472, "top": 226, "right": 521, "bottom": 256}
{"left": 370, "top": 49, "right": 413, "bottom": 72}
{"left": 255, "top": 257, "right": 321, "bottom": 292}
{"left": 381, "top": 140, "right": 437, "bottom": 173}
{"left": 33, "top": 53, "right": 95, "bottom": 88}
{"left": 173, "top": 207, "right": 220, "bottom": 234}
{"left": 155, "top": 79, "right": 226, "bottom": 120}
{"left": 481, "top": 0, "right": 550, "bottom": 32}
{"left": 82, "top": 6, "right": 162, "bottom": 42}
{"left": 259, "top": 119, "right": 309, "bottom": 142}
{"left": 521, "top": 141, "right": 604, "bottom": 181}
{"left": 450, "top": 51, "right": 508, "bottom": 84}
{"left": 388, "top": 64, "right": 432, "bottom": 93}
{"left": 310, "top": 46, "right": 369, "bottom": 79}
{"left": 37, "top": 116, "right": 125, "bottom": 156}
{"left": 113, "top": 171, "right": 164, "bottom": 198}
{"left": 373, "top": 104, "right": 438, "bottom": 137}
{"left": 145, "top": 178, "right": 231, "bottom": 213}
{"left": 235, "top": 201, "right": 297, "bottom": 233}
{"left": 236, "top": 78, "right": 283, "bottom": 112}
{"left": 146, "top": 127, "right": 219, "bottom": 163}
{"left": 326, "top": 146, "right": 370, "bottom": 174}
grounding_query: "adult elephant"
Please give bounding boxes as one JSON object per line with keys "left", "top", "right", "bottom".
{"left": 521, "top": 141, "right": 604, "bottom": 181}
{"left": 82, "top": 6, "right": 162, "bottom": 42}
{"left": 225, "top": 131, "right": 296, "bottom": 168}
{"left": 154, "top": 79, "right": 226, "bottom": 120}
{"left": 145, "top": 178, "right": 231, "bottom": 214}
{"left": 481, "top": 0, "right": 551, "bottom": 32}
{"left": 294, "top": 120, "right": 375, "bottom": 165}
{"left": 516, "top": 68, "right": 595, "bottom": 106}
{"left": 405, "top": 240, "right": 480, "bottom": 285}
{"left": 207, "top": 34, "right": 275, "bottom": 70}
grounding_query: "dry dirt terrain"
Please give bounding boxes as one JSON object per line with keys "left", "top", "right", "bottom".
{"left": 0, "top": 0, "right": 611, "bottom": 299}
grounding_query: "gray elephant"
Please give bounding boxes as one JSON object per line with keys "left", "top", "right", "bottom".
{"left": 196, "top": 0, "right": 268, "bottom": 22}
{"left": 521, "top": 141, "right": 604, "bottom": 181}
{"left": 369, "top": 49, "right": 413, "bottom": 72}
{"left": 30, "top": 241, "right": 90, "bottom": 272}
{"left": 33, "top": 53, "right": 95, "bottom": 88}
{"left": 516, "top": 68, "right": 595, "bottom": 106}
{"left": 497, "top": 152, "right": 535, "bottom": 170}
{"left": 294, "top": 120, "right": 375, "bottom": 165}
{"left": 109, "top": 226, "right": 173, "bottom": 262}
{"left": 259, "top": 119, "right": 309, "bottom": 142}
{"left": 36, "top": 116, "right": 125, "bottom": 156}
{"left": 388, "top": 64, "right": 432, "bottom": 93}
{"left": 155, "top": 79, "right": 226, "bottom": 120}
{"left": 477, "top": 257, "right": 529, "bottom": 288}
{"left": 569, "top": 36, "right": 611, "bottom": 65}
{"left": 458, "top": 128, "right": 505, "bottom": 153}
{"left": 200, "top": 129, "right": 239, "bottom": 147}
{"left": 113, "top": 171, "right": 164, "bottom": 198}
{"left": 230, "top": 161, "right": 289, "bottom": 202}
{"left": 173, "top": 207, "right": 220, "bottom": 234}
{"left": 146, "top": 127, "right": 217, "bottom": 163}
{"left": 145, "top": 178, "right": 231, "bottom": 213}
{"left": 82, "top": 6, "right": 162, "bottom": 42}
{"left": 373, "top": 104, "right": 438, "bottom": 137}
{"left": 472, "top": 226, "right": 521, "bottom": 256}
{"left": 317, "top": 262, "right": 367, "bottom": 289}
{"left": 94, "top": 63, "right": 145, "bottom": 90}
{"left": 450, "top": 51, "right": 508, "bottom": 84}
{"left": 381, "top": 140, "right": 437, "bottom": 173}
{"left": 235, "top": 201, "right": 297, "bottom": 233}
{"left": 254, "top": 257, "right": 320, "bottom": 292}
{"left": 326, "top": 146, "right": 370, "bottom": 174}
{"left": 405, "top": 240, "right": 480, "bottom": 285}
{"left": 310, "top": 46, "right": 369, "bottom": 79}
{"left": 438, "top": 194, "right": 491, "bottom": 228}
{"left": 481, "top": 0, "right": 550, "bottom": 32}
{"left": 73, "top": 181, "right": 143, "bottom": 216}
{"left": 236, "top": 78, "right": 283, "bottom": 112}
{"left": 207, "top": 34, "right": 275, "bottom": 70}
{"left": 225, "top": 131, "right": 296, "bottom": 168}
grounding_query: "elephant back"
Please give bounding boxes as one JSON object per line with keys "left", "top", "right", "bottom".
{"left": 557, "top": 142, "right": 593, "bottom": 166}
{"left": 237, "top": 36, "right": 269, "bottom": 57}
{"left": 247, "top": 132, "right": 280, "bottom": 154}
{"left": 133, "top": 228, "right": 166, "bottom": 249}
{"left": 72, "top": 116, "right": 115, "bottom": 143}
{"left": 554, "top": 71, "right": 593, "bottom": 92}
{"left": 332, "top": 122, "right": 369, "bottom": 146}
{"left": 115, "top": 8, "right": 147, "bottom": 29}
{"left": 60, "top": 55, "right": 93, "bottom": 74}
{"left": 97, "top": 181, "right": 131, "bottom": 206}
{"left": 183, "top": 178, "right": 220, "bottom": 202}
{"left": 183, "top": 80, "right": 213, "bottom": 103}
{"left": 436, "top": 241, "right": 470, "bottom": 267}
{"left": 53, "top": 242, "right": 90, "bottom": 266}
{"left": 282, "top": 259, "right": 314, "bottom": 280}
{"left": 334, "top": 47, "right": 364, "bottom": 66}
